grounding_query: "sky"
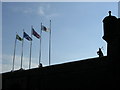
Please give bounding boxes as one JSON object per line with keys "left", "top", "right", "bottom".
{"left": 1, "top": 2, "right": 118, "bottom": 73}
{"left": 1, "top": 0, "right": 119, "bottom": 2}
{"left": 118, "top": 1, "right": 120, "bottom": 18}
{"left": 0, "top": 1, "right": 2, "bottom": 74}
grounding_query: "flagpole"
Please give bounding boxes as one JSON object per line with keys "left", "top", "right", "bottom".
{"left": 29, "top": 26, "right": 33, "bottom": 69}
{"left": 39, "top": 23, "right": 42, "bottom": 67}
{"left": 12, "top": 33, "right": 17, "bottom": 71}
{"left": 49, "top": 20, "right": 51, "bottom": 66}
{"left": 20, "top": 30, "right": 24, "bottom": 70}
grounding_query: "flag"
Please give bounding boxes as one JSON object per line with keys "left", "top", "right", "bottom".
{"left": 41, "top": 25, "right": 49, "bottom": 32}
{"left": 16, "top": 34, "right": 23, "bottom": 41}
{"left": 32, "top": 28, "right": 40, "bottom": 39}
{"left": 23, "top": 32, "right": 32, "bottom": 41}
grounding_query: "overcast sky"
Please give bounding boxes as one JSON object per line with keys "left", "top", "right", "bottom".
{"left": 1, "top": 2, "right": 118, "bottom": 73}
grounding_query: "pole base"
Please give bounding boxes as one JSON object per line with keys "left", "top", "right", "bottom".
{"left": 19, "top": 68, "right": 24, "bottom": 71}
{"left": 38, "top": 63, "right": 43, "bottom": 68}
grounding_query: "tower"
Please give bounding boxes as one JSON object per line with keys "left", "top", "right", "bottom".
{"left": 103, "top": 11, "right": 120, "bottom": 89}
{"left": 103, "top": 11, "right": 120, "bottom": 61}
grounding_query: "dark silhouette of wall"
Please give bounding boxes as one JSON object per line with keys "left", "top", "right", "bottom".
{"left": 2, "top": 11, "right": 120, "bottom": 90}
{"left": 2, "top": 56, "right": 115, "bottom": 90}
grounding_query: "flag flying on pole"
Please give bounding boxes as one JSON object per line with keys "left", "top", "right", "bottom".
{"left": 41, "top": 25, "right": 49, "bottom": 32}
{"left": 23, "top": 32, "right": 32, "bottom": 41}
{"left": 16, "top": 34, "right": 23, "bottom": 41}
{"left": 32, "top": 28, "right": 40, "bottom": 39}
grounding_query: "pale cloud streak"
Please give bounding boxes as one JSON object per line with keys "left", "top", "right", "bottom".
{"left": 11, "top": 3, "right": 59, "bottom": 19}
{"left": 38, "top": 6, "right": 45, "bottom": 16}
{"left": 37, "top": 4, "right": 59, "bottom": 19}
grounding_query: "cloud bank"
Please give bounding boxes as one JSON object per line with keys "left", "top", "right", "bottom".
{"left": 11, "top": 3, "right": 59, "bottom": 19}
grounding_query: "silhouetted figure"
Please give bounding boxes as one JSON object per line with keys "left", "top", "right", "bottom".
{"left": 109, "top": 11, "right": 111, "bottom": 16}
{"left": 38, "top": 63, "right": 43, "bottom": 68}
{"left": 97, "top": 48, "right": 103, "bottom": 57}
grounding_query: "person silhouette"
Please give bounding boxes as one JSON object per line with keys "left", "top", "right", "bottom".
{"left": 97, "top": 48, "right": 104, "bottom": 57}
{"left": 38, "top": 63, "right": 43, "bottom": 68}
